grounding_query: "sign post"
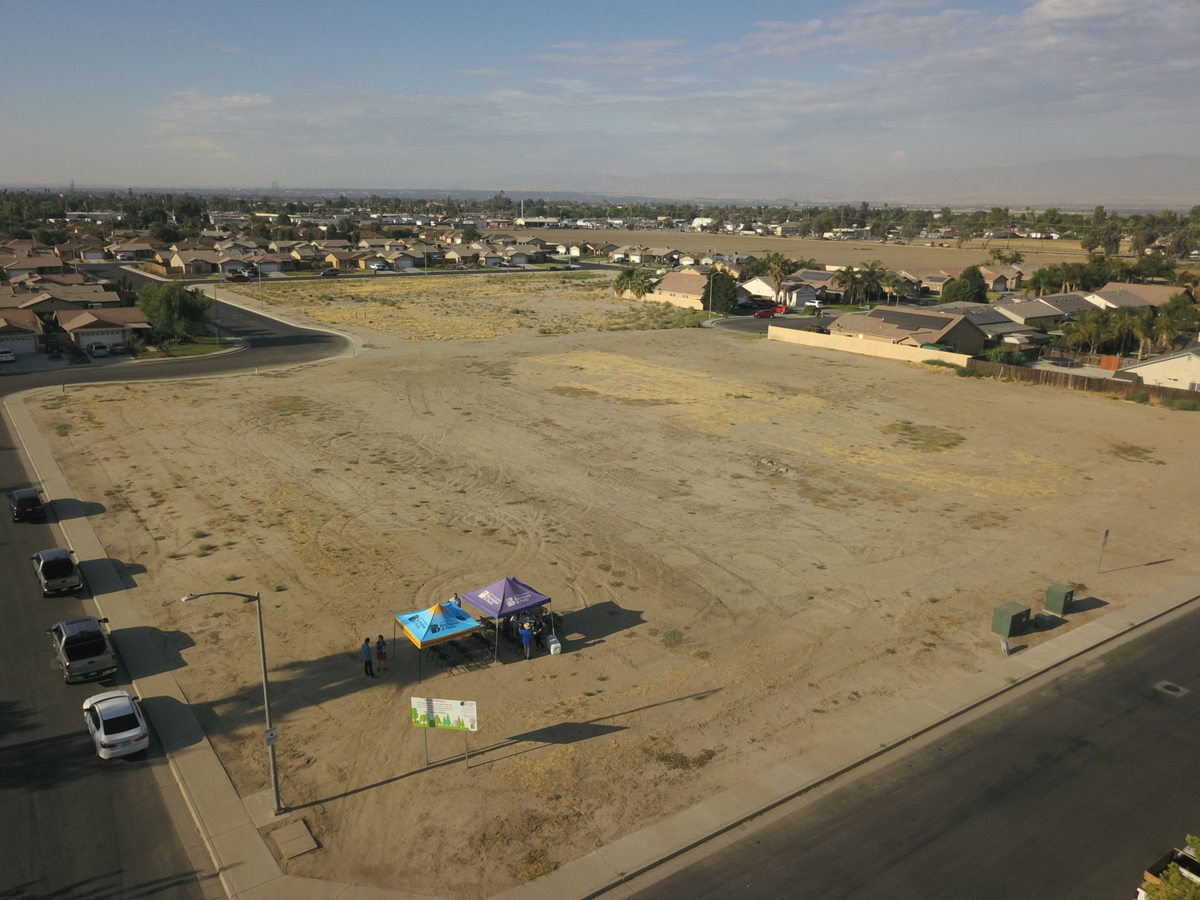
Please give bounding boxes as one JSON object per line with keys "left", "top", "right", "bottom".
{"left": 411, "top": 697, "right": 477, "bottom": 769}
{"left": 1098, "top": 528, "right": 1110, "bottom": 574}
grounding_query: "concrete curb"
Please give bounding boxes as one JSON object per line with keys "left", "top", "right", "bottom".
{"left": 2, "top": 387, "right": 440, "bottom": 900}
{"left": 7, "top": 383, "right": 1199, "bottom": 900}
{"left": 490, "top": 577, "right": 1200, "bottom": 900}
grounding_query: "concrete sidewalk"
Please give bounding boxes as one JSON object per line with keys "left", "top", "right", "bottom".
{"left": 5, "top": 383, "right": 1198, "bottom": 900}
{"left": 3, "top": 388, "right": 436, "bottom": 900}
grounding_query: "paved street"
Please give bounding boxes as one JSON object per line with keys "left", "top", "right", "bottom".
{"left": 628, "top": 605, "right": 1200, "bottom": 900}
{"left": 0, "top": 305, "right": 345, "bottom": 899}
{"left": 0, "top": 419, "right": 205, "bottom": 899}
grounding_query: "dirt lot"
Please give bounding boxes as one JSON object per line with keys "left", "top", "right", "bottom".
{"left": 31, "top": 281, "right": 1198, "bottom": 898}
{"left": 552, "top": 228, "right": 1089, "bottom": 271}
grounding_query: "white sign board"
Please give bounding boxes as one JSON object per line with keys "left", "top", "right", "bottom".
{"left": 264, "top": 727, "right": 279, "bottom": 747}
{"left": 411, "top": 697, "right": 477, "bottom": 732}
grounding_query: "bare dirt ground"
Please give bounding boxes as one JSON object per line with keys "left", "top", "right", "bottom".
{"left": 31, "top": 279, "right": 1198, "bottom": 898}
{"left": 552, "top": 228, "right": 1089, "bottom": 271}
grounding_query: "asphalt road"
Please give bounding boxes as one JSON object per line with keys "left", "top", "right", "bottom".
{"left": 0, "top": 306, "right": 346, "bottom": 898}
{"left": 712, "top": 313, "right": 840, "bottom": 336}
{"left": 630, "top": 606, "right": 1200, "bottom": 900}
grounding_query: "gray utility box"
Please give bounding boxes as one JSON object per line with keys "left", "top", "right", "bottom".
{"left": 992, "top": 601, "right": 1031, "bottom": 638}
{"left": 1045, "top": 584, "right": 1074, "bottom": 615}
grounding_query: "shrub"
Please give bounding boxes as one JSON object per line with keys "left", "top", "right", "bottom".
{"left": 661, "top": 630, "right": 683, "bottom": 649}
{"left": 1161, "top": 397, "right": 1200, "bottom": 411}
{"left": 1123, "top": 392, "right": 1150, "bottom": 404}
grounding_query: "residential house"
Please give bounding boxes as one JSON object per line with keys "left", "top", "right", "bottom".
{"left": 169, "top": 251, "right": 222, "bottom": 275}
{"left": 3, "top": 254, "right": 68, "bottom": 279}
{"left": 444, "top": 248, "right": 479, "bottom": 267}
{"left": 920, "top": 273, "right": 954, "bottom": 296}
{"left": 255, "top": 254, "right": 296, "bottom": 274}
{"left": 1118, "top": 349, "right": 1200, "bottom": 391}
{"left": 325, "top": 251, "right": 372, "bottom": 270}
{"left": 652, "top": 272, "right": 708, "bottom": 310}
{"left": 106, "top": 240, "right": 158, "bottom": 260}
{"left": 979, "top": 265, "right": 1023, "bottom": 292}
{"left": 1034, "top": 292, "right": 1094, "bottom": 317}
{"left": 1095, "top": 282, "right": 1189, "bottom": 307}
{"left": 55, "top": 308, "right": 149, "bottom": 349}
{"left": 937, "top": 301, "right": 1048, "bottom": 347}
{"left": 0, "top": 308, "right": 45, "bottom": 355}
{"left": 994, "top": 298, "right": 1072, "bottom": 328}
{"left": 830, "top": 308, "right": 986, "bottom": 356}
{"left": 1084, "top": 288, "right": 1153, "bottom": 310}
{"left": 736, "top": 276, "right": 779, "bottom": 305}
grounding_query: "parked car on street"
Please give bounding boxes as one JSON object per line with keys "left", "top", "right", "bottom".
{"left": 83, "top": 691, "right": 148, "bottom": 758}
{"left": 225, "top": 270, "right": 249, "bottom": 282}
{"left": 0, "top": 348, "right": 15, "bottom": 363}
{"left": 753, "top": 309, "right": 775, "bottom": 318}
{"left": 367, "top": 260, "right": 390, "bottom": 271}
{"left": 31, "top": 548, "right": 84, "bottom": 597}
{"left": 48, "top": 616, "right": 117, "bottom": 683}
{"left": 8, "top": 488, "right": 45, "bottom": 522}
{"left": 87, "top": 342, "right": 109, "bottom": 357}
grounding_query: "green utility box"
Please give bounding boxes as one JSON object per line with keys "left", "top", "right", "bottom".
{"left": 1045, "top": 584, "right": 1074, "bottom": 615}
{"left": 992, "top": 601, "right": 1031, "bottom": 638}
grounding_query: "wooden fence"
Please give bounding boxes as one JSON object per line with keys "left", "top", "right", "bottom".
{"left": 965, "top": 359, "right": 1200, "bottom": 402}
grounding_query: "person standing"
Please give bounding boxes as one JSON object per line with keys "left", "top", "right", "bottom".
{"left": 362, "top": 638, "right": 375, "bottom": 677}
{"left": 520, "top": 621, "right": 534, "bottom": 660}
{"left": 376, "top": 634, "right": 388, "bottom": 671}
{"left": 533, "top": 616, "right": 546, "bottom": 651}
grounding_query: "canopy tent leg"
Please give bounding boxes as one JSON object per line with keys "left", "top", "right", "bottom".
{"left": 493, "top": 616, "right": 499, "bottom": 663}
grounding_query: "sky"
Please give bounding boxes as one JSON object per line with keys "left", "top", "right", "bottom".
{"left": 2, "top": 0, "right": 1198, "bottom": 203}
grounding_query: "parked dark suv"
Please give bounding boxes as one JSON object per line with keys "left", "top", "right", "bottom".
{"left": 48, "top": 616, "right": 118, "bottom": 683}
{"left": 8, "top": 488, "right": 45, "bottom": 522}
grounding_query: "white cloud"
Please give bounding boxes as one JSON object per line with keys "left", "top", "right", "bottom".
{"left": 120, "top": 2, "right": 1200, "bottom": 192}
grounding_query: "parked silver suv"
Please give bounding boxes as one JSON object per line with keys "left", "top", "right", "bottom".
{"left": 48, "top": 616, "right": 117, "bottom": 683}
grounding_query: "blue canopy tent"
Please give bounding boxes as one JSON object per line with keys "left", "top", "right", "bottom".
{"left": 460, "top": 577, "right": 554, "bottom": 661}
{"left": 394, "top": 602, "right": 482, "bottom": 682}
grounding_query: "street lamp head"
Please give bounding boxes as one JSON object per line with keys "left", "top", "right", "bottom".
{"left": 181, "top": 593, "right": 200, "bottom": 602}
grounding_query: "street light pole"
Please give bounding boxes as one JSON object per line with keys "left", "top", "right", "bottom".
{"left": 182, "top": 590, "right": 282, "bottom": 814}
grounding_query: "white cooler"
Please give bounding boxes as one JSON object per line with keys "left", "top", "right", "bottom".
{"left": 547, "top": 636, "right": 562, "bottom": 655}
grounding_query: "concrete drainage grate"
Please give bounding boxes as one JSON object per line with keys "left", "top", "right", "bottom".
{"left": 1154, "top": 680, "right": 1190, "bottom": 697}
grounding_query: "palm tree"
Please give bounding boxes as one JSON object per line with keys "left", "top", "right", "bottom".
{"left": 833, "top": 268, "right": 861, "bottom": 305}
{"left": 882, "top": 273, "right": 905, "bottom": 305}
{"left": 858, "top": 260, "right": 886, "bottom": 305}
{"left": 1130, "top": 308, "right": 1155, "bottom": 360}
{"left": 612, "top": 265, "right": 653, "bottom": 300}
{"left": 763, "top": 253, "right": 796, "bottom": 306}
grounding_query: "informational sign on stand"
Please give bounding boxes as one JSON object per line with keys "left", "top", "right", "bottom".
{"left": 411, "top": 697, "right": 478, "bottom": 732}
{"left": 264, "top": 727, "right": 279, "bottom": 747}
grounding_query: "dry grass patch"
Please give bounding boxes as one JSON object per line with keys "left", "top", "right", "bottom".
{"left": 882, "top": 420, "right": 965, "bottom": 452}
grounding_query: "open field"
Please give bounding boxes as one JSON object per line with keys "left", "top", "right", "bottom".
{"left": 536, "top": 228, "right": 1092, "bottom": 271}
{"left": 32, "top": 290, "right": 1199, "bottom": 897}
{"left": 255, "top": 272, "right": 707, "bottom": 342}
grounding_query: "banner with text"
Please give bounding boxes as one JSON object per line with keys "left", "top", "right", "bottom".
{"left": 411, "top": 697, "right": 478, "bottom": 732}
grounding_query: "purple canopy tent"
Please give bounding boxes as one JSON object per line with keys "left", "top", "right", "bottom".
{"left": 460, "top": 577, "right": 553, "bottom": 660}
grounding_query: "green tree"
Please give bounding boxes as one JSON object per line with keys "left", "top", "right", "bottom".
{"left": 1144, "top": 836, "right": 1200, "bottom": 900}
{"left": 941, "top": 266, "right": 988, "bottom": 304}
{"left": 137, "top": 282, "right": 210, "bottom": 344}
{"left": 461, "top": 224, "right": 482, "bottom": 243}
{"left": 702, "top": 271, "right": 737, "bottom": 314}
{"left": 882, "top": 273, "right": 905, "bottom": 305}
{"left": 989, "top": 249, "right": 1025, "bottom": 266}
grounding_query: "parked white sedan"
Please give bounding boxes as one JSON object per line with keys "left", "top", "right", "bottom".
{"left": 83, "top": 690, "right": 149, "bottom": 759}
